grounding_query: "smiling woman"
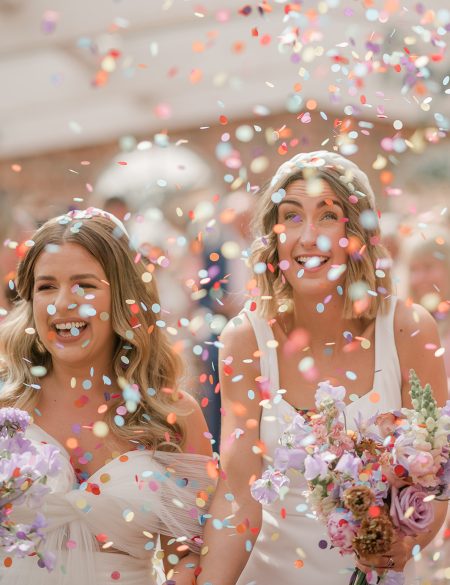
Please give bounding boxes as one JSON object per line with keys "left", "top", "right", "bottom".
{"left": 0, "top": 208, "right": 214, "bottom": 585}
{"left": 198, "top": 151, "right": 448, "bottom": 585}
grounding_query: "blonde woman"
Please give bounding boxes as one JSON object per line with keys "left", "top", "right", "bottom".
{"left": 0, "top": 208, "right": 214, "bottom": 585}
{"left": 198, "top": 151, "right": 447, "bottom": 585}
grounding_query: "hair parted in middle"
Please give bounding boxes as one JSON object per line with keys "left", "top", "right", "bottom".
{"left": 0, "top": 208, "right": 186, "bottom": 451}
{"left": 249, "top": 151, "right": 392, "bottom": 320}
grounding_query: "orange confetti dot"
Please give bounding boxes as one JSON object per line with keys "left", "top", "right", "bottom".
{"left": 306, "top": 99, "right": 317, "bottom": 110}
{"left": 192, "top": 41, "right": 205, "bottom": 53}
{"left": 294, "top": 82, "right": 302, "bottom": 92}
{"left": 231, "top": 401, "right": 247, "bottom": 417}
{"left": 294, "top": 559, "right": 304, "bottom": 569}
{"left": 119, "top": 455, "right": 129, "bottom": 463}
{"left": 260, "top": 34, "right": 271, "bottom": 45}
{"left": 246, "top": 418, "right": 258, "bottom": 429}
{"left": 209, "top": 252, "right": 220, "bottom": 262}
{"left": 273, "top": 224, "right": 286, "bottom": 234}
{"left": 189, "top": 68, "right": 203, "bottom": 84}
{"left": 206, "top": 460, "right": 219, "bottom": 479}
{"left": 66, "top": 437, "right": 78, "bottom": 450}
{"left": 368, "top": 505, "right": 381, "bottom": 518}
{"left": 167, "top": 412, "right": 177, "bottom": 425}
{"left": 232, "top": 41, "right": 245, "bottom": 53}
{"left": 11, "top": 164, "right": 22, "bottom": 173}
{"left": 369, "top": 392, "right": 380, "bottom": 404}
{"left": 219, "top": 115, "right": 228, "bottom": 125}
{"left": 380, "top": 170, "right": 393, "bottom": 185}
{"left": 4, "top": 557, "right": 12, "bottom": 568}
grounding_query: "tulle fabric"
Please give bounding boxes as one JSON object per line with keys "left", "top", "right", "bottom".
{"left": 0, "top": 424, "right": 214, "bottom": 585}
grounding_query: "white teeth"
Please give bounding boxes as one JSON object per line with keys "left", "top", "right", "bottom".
{"left": 295, "top": 256, "right": 328, "bottom": 267}
{"left": 54, "top": 321, "right": 87, "bottom": 330}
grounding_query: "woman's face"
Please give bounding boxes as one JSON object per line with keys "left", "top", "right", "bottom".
{"left": 409, "top": 251, "right": 450, "bottom": 308}
{"left": 276, "top": 179, "right": 348, "bottom": 297}
{"left": 32, "top": 242, "right": 115, "bottom": 369}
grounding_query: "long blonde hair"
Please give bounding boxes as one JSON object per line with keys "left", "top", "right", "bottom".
{"left": 0, "top": 210, "right": 185, "bottom": 450}
{"left": 250, "top": 156, "right": 392, "bottom": 320}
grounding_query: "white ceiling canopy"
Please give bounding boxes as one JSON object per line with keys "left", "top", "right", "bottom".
{"left": 0, "top": 0, "right": 448, "bottom": 158}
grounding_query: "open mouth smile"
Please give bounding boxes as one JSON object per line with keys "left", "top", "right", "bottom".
{"left": 51, "top": 320, "right": 89, "bottom": 339}
{"left": 294, "top": 255, "right": 330, "bottom": 269}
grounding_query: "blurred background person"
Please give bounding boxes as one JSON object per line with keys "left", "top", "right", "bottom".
{"left": 403, "top": 224, "right": 450, "bottom": 381}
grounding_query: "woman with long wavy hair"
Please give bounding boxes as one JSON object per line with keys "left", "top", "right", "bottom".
{"left": 198, "top": 151, "right": 447, "bottom": 585}
{"left": 0, "top": 208, "right": 214, "bottom": 585}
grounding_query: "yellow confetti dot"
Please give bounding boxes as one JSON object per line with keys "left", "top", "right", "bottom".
{"left": 93, "top": 421, "right": 109, "bottom": 438}
{"left": 99, "top": 473, "right": 111, "bottom": 483}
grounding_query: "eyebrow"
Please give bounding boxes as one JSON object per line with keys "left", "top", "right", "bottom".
{"left": 278, "top": 198, "right": 343, "bottom": 211}
{"left": 35, "top": 273, "right": 102, "bottom": 282}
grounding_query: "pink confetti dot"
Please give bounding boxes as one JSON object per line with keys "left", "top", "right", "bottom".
{"left": 111, "top": 571, "right": 121, "bottom": 580}
{"left": 279, "top": 260, "right": 290, "bottom": 270}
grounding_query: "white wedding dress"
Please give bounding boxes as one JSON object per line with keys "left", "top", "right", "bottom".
{"left": 236, "top": 297, "right": 417, "bottom": 585}
{"left": 0, "top": 424, "right": 213, "bottom": 585}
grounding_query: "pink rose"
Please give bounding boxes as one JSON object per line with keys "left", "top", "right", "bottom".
{"left": 390, "top": 485, "right": 434, "bottom": 536}
{"left": 408, "top": 451, "right": 440, "bottom": 487}
{"left": 327, "top": 511, "right": 358, "bottom": 554}
{"left": 376, "top": 412, "right": 397, "bottom": 439}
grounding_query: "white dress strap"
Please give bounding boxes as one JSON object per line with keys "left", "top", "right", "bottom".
{"left": 242, "top": 309, "right": 280, "bottom": 393}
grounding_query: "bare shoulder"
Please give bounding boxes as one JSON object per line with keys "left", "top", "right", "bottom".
{"left": 394, "top": 298, "right": 439, "bottom": 336}
{"left": 393, "top": 299, "right": 447, "bottom": 407}
{"left": 219, "top": 312, "right": 259, "bottom": 356}
{"left": 177, "top": 390, "right": 213, "bottom": 457}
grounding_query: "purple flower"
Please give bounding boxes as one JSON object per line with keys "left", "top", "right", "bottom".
{"left": 304, "top": 454, "right": 329, "bottom": 481}
{"left": 0, "top": 408, "right": 31, "bottom": 437}
{"left": 390, "top": 485, "right": 434, "bottom": 536}
{"left": 335, "top": 453, "right": 362, "bottom": 479}
{"left": 315, "top": 381, "right": 346, "bottom": 412}
{"left": 381, "top": 570, "right": 405, "bottom": 585}
{"left": 274, "top": 446, "right": 307, "bottom": 472}
{"left": 250, "top": 468, "right": 290, "bottom": 505}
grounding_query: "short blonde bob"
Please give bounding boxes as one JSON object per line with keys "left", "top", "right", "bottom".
{"left": 0, "top": 209, "right": 186, "bottom": 451}
{"left": 250, "top": 150, "right": 392, "bottom": 320}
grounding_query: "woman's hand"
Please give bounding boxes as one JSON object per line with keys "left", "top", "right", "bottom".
{"left": 356, "top": 533, "right": 414, "bottom": 575}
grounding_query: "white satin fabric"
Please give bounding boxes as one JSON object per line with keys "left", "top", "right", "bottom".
{"left": 236, "top": 298, "right": 418, "bottom": 585}
{"left": 0, "top": 424, "right": 214, "bottom": 585}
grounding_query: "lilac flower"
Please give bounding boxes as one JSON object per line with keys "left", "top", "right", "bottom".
{"left": 274, "top": 446, "right": 307, "bottom": 472}
{"left": 335, "top": 453, "right": 362, "bottom": 480}
{"left": 315, "top": 381, "right": 346, "bottom": 412}
{"left": 304, "top": 454, "right": 329, "bottom": 481}
{"left": 250, "top": 468, "right": 290, "bottom": 505}
{"left": 0, "top": 407, "right": 61, "bottom": 570}
{"left": 0, "top": 408, "right": 31, "bottom": 437}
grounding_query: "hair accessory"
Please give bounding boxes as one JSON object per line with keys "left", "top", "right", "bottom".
{"left": 58, "top": 207, "right": 130, "bottom": 237}
{"left": 268, "top": 150, "right": 376, "bottom": 209}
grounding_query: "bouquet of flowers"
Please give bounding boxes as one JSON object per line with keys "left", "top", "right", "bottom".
{"left": 251, "top": 371, "right": 450, "bottom": 585}
{"left": 0, "top": 407, "right": 61, "bottom": 570}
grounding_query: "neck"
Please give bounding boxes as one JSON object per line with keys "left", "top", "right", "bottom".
{"left": 288, "top": 289, "right": 363, "bottom": 347}
{"left": 40, "top": 357, "right": 117, "bottom": 408}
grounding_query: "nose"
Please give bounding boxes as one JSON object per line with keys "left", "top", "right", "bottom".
{"left": 52, "top": 285, "right": 78, "bottom": 312}
{"left": 299, "top": 222, "right": 317, "bottom": 249}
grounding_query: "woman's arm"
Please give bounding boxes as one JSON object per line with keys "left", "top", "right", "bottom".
{"left": 197, "top": 316, "right": 264, "bottom": 585}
